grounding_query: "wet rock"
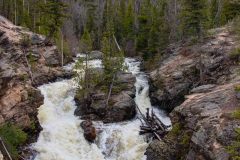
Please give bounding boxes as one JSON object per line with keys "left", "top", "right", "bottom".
{"left": 89, "top": 50, "right": 103, "bottom": 60}
{"left": 80, "top": 120, "right": 96, "bottom": 142}
{"left": 84, "top": 126, "right": 96, "bottom": 143}
{"left": 80, "top": 120, "right": 93, "bottom": 129}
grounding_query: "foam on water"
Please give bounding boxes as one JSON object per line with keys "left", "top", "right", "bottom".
{"left": 33, "top": 57, "right": 171, "bottom": 160}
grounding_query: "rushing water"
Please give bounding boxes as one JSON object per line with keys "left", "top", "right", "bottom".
{"left": 33, "top": 57, "right": 171, "bottom": 160}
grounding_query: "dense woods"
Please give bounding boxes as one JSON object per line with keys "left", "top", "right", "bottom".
{"left": 0, "top": 0, "right": 239, "bottom": 61}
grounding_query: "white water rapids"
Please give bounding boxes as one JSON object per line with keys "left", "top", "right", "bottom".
{"left": 32, "top": 57, "right": 171, "bottom": 160}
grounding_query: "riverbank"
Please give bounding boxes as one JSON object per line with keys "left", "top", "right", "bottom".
{"left": 146, "top": 26, "right": 240, "bottom": 160}
{"left": 0, "top": 16, "right": 70, "bottom": 159}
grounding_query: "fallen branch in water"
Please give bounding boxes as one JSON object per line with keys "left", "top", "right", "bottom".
{"left": 138, "top": 107, "right": 170, "bottom": 141}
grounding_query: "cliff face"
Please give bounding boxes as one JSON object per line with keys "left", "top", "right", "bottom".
{"left": 150, "top": 27, "right": 239, "bottom": 111}
{"left": 0, "top": 16, "right": 65, "bottom": 129}
{"left": 147, "top": 26, "right": 240, "bottom": 159}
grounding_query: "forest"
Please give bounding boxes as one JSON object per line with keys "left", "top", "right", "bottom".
{"left": 0, "top": 0, "right": 240, "bottom": 61}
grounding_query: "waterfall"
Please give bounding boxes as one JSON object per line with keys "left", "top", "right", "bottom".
{"left": 32, "top": 57, "right": 171, "bottom": 160}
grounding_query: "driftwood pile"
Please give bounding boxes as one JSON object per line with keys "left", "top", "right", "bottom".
{"left": 138, "top": 108, "right": 170, "bottom": 141}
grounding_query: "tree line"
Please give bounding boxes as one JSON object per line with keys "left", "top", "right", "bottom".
{"left": 0, "top": 0, "right": 239, "bottom": 60}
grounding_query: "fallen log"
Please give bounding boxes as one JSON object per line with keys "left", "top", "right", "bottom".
{"left": 140, "top": 126, "right": 152, "bottom": 131}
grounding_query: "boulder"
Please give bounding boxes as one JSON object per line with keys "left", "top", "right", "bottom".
{"left": 80, "top": 120, "right": 96, "bottom": 142}
{"left": 74, "top": 72, "right": 136, "bottom": 123}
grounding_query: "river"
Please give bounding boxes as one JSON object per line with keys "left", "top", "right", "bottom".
{"left": 32, "top": 57, "right": 171, "bottom": 160}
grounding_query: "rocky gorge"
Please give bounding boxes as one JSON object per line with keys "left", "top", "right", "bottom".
{"left": 0, "top": 13, "right": 239, "bottom": 160}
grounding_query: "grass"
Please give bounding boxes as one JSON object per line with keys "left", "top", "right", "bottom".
{"left": 0, "top": 123, "right": 28, "bottom": 159}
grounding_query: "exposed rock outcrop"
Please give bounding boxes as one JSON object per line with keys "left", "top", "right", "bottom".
{"left": 146, "top": 26, "right": 240, "bottom": 160}
{"left": 150, "top": 26, "right": 239, "bottom": 112}
{"left": 0, "top": 15, "right": 65, "bottom": 129}
{"left": 146, "top": 82, "right": 240, "bottom": 160}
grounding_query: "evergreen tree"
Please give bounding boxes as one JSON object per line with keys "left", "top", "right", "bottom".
{"left": 136, "top": 0, "right": 151, "bottom": 58}
{"left": 222, "top": 0, "right": 240, "bottom": 21}
{"left": 38, "top": 0, "right": 67, "bottom": 42}
{"left": 102, "top": 3, "right": 124, "bottom": 106}
{"left": 180, "top": 0, "right": 209, "bottom": 39}
{"left": 75, "top": 29, "right": 100, "bottom": 100}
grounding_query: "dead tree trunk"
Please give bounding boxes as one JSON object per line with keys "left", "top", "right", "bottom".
{"left": 106, "top": 74, "right": 116, "bottom": 107}
{"left": 106, "top": 35, "right": 122, "bottom": 107}
{"left": 23, "top": 49, "right": 34, "bottom": 83}
{"left": 0, "top": 137, "right": 12, "bottom": 160}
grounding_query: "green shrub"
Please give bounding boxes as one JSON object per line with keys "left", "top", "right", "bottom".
{"left": 227, "top": 128, "right": 240, "bottom": 160}
{"left": 235, "top": 85, "right": 240, "bottom": 92}
{"left": 169, "top": 123, "right": 182, "bottom": 136}
{"left": 229, "top": 48, "right": 240, "bottom": 61}
{"left": 233, "top": 109, "right": 240, "bottom": 120}
{"left": 181, "top": 133, "right": 191, "bottom": 146}
{"left": 27, "top": 52, "right": 37, "bottom": 68}
{"left": 232, "top": 16, "right": 240, "bottom": 38}
{"left": 0, "top": 123, "right": 28, "bottom": 158}
{"left": 19, "top": 74, "right": 29, "bottom": 82}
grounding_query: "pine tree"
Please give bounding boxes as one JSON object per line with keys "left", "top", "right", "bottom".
{"left": 38, "top": 0, "right": 67, "bottom": 42}
{"left": 222, "top": 0, "right": 240, "bottom": 21}
{"left": 148, "top": 0, "right": 169, "bottom": 56}
{"left": 123, "top": 1, "right": 135, "bottom": 56}
{"left": 102, "top": 3, "right": 124, "bottom": 106}
{"left": 180, "top": 0, "right": 209, "bottom": 39}
{"left": 75, "top": 29, "right": 100, "bottom": 100}
{"left": 136, "top": 0, "right": 151, "bottom": 58}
